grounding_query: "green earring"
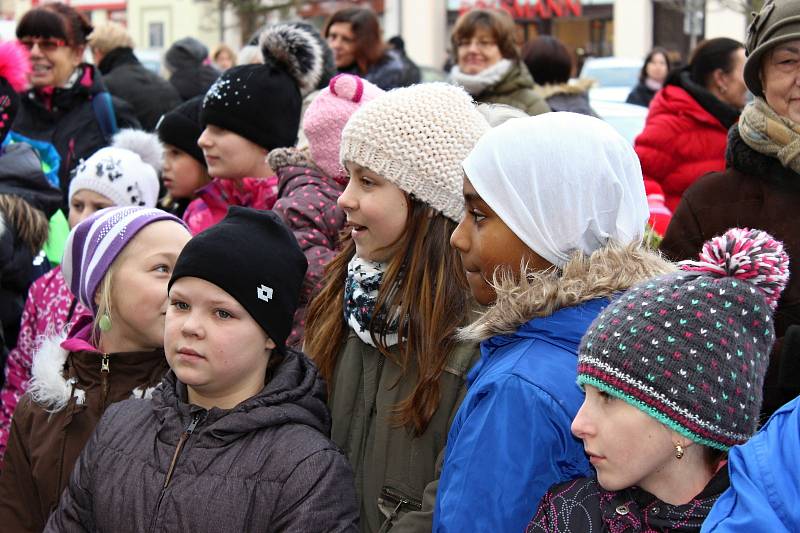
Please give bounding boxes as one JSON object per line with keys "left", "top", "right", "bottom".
{"left": 98, "top": 312, "right": 112, "bottom": 332}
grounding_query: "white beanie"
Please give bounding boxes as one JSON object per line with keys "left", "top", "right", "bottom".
{"left": 340, "top": 83, "right": 489, "bottom": 222}
{"left": 463, "top": 112, "right": 649, "bottom": 267}
{"left": 67, "top": 146, "right": 160, "bottom": 208}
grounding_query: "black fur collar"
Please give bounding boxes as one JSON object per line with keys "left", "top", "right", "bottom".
{"left": 726, "top": 125, "right": 800, "bottom": 184}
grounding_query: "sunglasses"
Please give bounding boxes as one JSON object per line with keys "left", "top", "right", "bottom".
{"left": 19, "top": 37, "right": 67, "bottom": 52}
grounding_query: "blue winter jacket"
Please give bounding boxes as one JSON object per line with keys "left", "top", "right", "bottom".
{"left": 701, "top": 395, "right": 800, "bottom": 532}
{"left": 432, "top": 300, "right": 602, "bottom": 533}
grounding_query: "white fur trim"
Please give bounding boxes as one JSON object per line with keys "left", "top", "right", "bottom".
{"left": 130, "top": 383, "right": 160, "bottom": 400}
{"left": 28, "top": 334, "right": 86, "bottom": 412}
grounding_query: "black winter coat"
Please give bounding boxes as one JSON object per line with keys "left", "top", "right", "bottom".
{"left": 527, "top": 468, "right": 729, "bottom": 532}
{"left": 12, "top": 64, "right": 140, "bottom": 200}
{"left": 98, "top": 47, "right": 182, "bottom": 131}
{"left": 44, "top": 350, "right": 359, "bottom": 532}
{"left": 626, "top": 81, "right": 657, "bottom": 107}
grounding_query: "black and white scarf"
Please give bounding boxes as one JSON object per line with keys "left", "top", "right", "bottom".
{"left": 343, "top": 256, "right": 399, "bottom": 347}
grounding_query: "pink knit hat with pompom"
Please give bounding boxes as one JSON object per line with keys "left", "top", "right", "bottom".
{"left": 302, "top": 74, "right": 383, "bottom": 180}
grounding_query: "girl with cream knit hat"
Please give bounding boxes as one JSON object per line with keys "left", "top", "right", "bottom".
{"left": 434, "top": 112, "right": 674, "bottom": 532}
{"left": 304, "top": 83, "right": 489, "bottom": 532}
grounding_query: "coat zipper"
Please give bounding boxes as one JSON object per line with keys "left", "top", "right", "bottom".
{"left": 100, "top": 354, "right": 110, "bottom": 407}
{"left": 148, "top": 413, "right": 202, "bottom": 532}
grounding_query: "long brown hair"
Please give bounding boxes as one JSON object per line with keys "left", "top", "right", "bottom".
{"left": 324, "top": 6, "right": 386, "bottom": 72}
{"left": 305, "top": 198, "right": 470, "bottom": 435}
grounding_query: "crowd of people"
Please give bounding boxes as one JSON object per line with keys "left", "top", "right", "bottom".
{"left": 0, "top": 1, "right": 797, "bottom": 532}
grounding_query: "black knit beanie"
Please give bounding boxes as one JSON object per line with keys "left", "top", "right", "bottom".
{"left": 168, "top": 206, "right": 308, "bottom": 354}
{"left": 156, "top": 96, "right": 206, "bottom": 167}
{"left": 200, "top": 23, "right": 328, "bottom": 151}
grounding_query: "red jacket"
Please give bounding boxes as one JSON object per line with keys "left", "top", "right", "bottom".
{"left": 634, "top": 85, "right": 731, "bottom": 214}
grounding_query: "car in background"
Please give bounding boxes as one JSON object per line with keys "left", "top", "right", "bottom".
{"left": 580, "top": 56, "right": 642, "bottom": 103}
{"left": 592, "top": 100, "right": 648, "bottom": 144}
{"left": 134, "top": 49, "right": 164, "bottom": 76}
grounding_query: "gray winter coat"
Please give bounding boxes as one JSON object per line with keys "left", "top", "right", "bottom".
{"left": 44, "top": 351, "right": 359, "bottom": 532}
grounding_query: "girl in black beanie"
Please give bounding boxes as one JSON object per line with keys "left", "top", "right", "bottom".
{"left": 184, "top": 24, "right": 326, "bottom": 235}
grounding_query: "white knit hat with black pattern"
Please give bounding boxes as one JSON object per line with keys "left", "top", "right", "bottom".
{"left": 339, "top": 83, "right": 489, "bottom": 222}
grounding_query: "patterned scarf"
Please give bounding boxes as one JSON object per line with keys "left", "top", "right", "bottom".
{"left": 739, "top": 97, "right": 800, "bottom": 174}
{"left": 343, "top": 256, "right": 399, "bottom": 348}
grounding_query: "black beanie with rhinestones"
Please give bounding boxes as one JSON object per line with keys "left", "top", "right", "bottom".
{"left": 201, "top": 63, "right": 301, "bottom": 151}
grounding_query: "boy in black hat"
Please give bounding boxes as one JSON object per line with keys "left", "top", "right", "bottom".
{"left": 46, "top": 207, "right": 359, "bottom": 532}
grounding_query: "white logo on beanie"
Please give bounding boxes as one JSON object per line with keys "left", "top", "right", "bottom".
{"left": 257, "top": 285, "right": 274, "bottom": 302}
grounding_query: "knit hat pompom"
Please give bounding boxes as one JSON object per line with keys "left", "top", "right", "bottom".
{"left": 303, "top": 74, "right": 383, "bottom": 180}
{"left": 0, "top": 41, "right": 29, "bottom": 143}
{"left": 259, "top": 23, "right": 323, "bottom": 96}
{"left": 0, "top": 41, "right": 30, "bottom": 93}
{"left": 680, "top": 228, "right": 789, "bottom": 311}
{"left": 111, "top": 129, "right": 164, "bottom": 174}
{"left": 330, "top": 73, "right": 365, "bottom": 102}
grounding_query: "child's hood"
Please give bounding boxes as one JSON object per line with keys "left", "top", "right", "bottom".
{"left": 153, "top": 349, "right": 331, "bottom": 441}
{"left": 459, "top": 243, "right": 677, "bottom": 342}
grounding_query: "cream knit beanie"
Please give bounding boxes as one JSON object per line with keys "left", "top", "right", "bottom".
{"left": 340, "top": 82, "right": 489, "bottom": 222}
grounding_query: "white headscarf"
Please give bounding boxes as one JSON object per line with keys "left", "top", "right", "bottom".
{"left": 462, "top": 112, "right": 649, "bottom": 267}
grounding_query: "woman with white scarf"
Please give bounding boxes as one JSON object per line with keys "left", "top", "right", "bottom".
{"left": 448, "top": 8, "right": 550, "bottom": 116}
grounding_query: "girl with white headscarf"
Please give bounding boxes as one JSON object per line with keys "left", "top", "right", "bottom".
{"left": 433, "top": 112, "right": 675, "bottom": 533}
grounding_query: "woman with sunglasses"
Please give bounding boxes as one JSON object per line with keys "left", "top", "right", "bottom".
{"left": 13, "top": 2, "right": 139, "bottom": 201}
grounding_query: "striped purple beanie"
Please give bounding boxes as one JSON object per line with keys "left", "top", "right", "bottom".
{"left": 577, "top": 228, "right": 789, "bottom": 450}
{"left": 61, "top": 206, "right": 187, "bottom": 315}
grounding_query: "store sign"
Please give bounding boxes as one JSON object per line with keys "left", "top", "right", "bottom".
{"left": 455, "top": 0, "right": 582, "bottom": 19}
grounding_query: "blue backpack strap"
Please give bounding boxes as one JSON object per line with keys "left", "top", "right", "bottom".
{"left": 92, "top": 91, "right": 118, "bottom": 142}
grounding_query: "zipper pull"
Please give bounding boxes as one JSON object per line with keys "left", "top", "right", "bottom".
{"left": 100, "top": 354, "right": 110, "bottom": 372}
{"left": 184, "top": 413, "right": 201, "bottom": 436}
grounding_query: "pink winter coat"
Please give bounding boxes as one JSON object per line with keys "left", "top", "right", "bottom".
{"left": 183, "top": 176, "right": 279, "bottom": 235}
{"left": 0, "top": 266, "right": 89, "bottom": 463}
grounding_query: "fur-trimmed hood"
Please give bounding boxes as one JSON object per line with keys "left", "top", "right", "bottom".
{"left": 534, "top": 77, "right": 595, "bottom": 100}
{"left": 459, "top": 242, "right": 676, "bottom": 341}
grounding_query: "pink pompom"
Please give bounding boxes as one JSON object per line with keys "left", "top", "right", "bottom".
{"left": 329, "top": 73, "right": 364, "bottom": 103}
{"left": 680, "top": 228, "right": 790, "bottom": 310}
{"left": 0, "top": 41, "right": 31, "bottom": 93}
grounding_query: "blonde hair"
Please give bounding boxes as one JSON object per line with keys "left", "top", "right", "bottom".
{"left": 88, "top": 22, "right": 133, "bottom": 55}
{"left": 0, "top": 194, "right": 49, "bottom": 254}
{"left": 92, "top": 264, "right": 116, "bottom": 344}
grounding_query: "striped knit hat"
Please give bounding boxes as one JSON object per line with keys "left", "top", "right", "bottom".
{"left": 578, "top": 228, "right": 789, "bottom": 450}
{"left": 61, "top": 206, "right": 187, "bottom": 315}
